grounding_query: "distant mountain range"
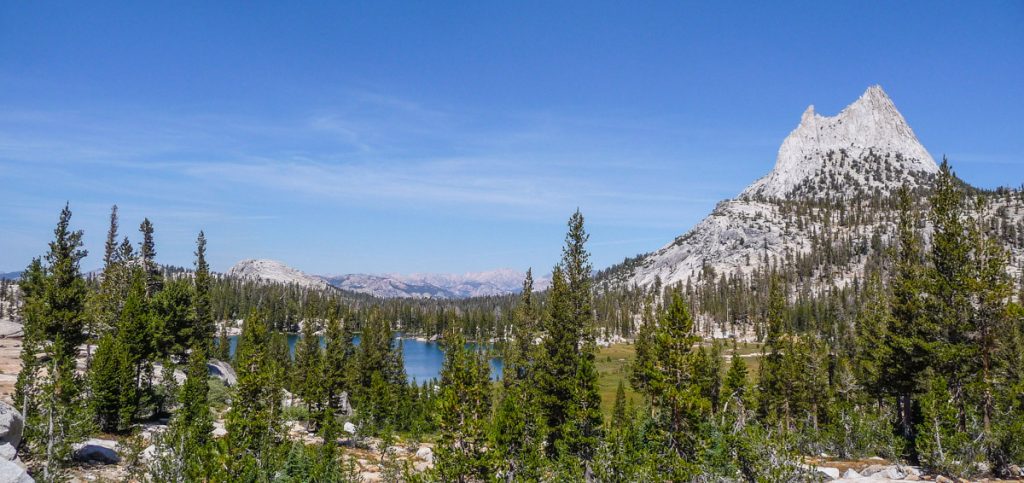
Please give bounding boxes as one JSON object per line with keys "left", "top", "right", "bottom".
{"left": 0, "top": 272, "right": 21, "bottom": 281}
{"left": 227, "top": 258, "right": 546, "bottom": 299}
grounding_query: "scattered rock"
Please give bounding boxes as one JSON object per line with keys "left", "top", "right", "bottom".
{"left": 212, "top": 422, "right": 227, "bottom": 438}
{"left": 0, "top": 322, "right": 23, "bottom": 339}
{"left": 935, "top": 476, "right": 954, "bottom": 483}
{"left": 415, "top": 446, "right": 433, "bottom": 464}
{"left": 343, "top": 422, "right": 356, "bottom": 435}
{"left": 73, "top": 438, "right": 120, "bottom": 464}
{"left": 859, "top": 464, "right": 907, "bottom": 480}
{"left": 360, "top": 471, "right": 382, "bottom": 482}
{"left": 413, "top": 460, "right": 430, "bottom": 472}
{"left": 860, "top": 464, "right": 884, "bottom": 476}
{"left": 0, "top": 457, "right": 33, "bottom": 483}
{"left": 137, "top": 422, "right": 168, "bottom": 443}
{"left": 841, "top": 468, "right": 861, "bottom": 479}
{"left": 1006, "top": 464, "right": 1023, "bottom": 477}
{"left": 879, "top": 467, "right": 907, "bottom": 479}
{"left": 816, "top": 466, "right": 840, "bottom": 479}
{"left": 338, "top": 391, "right": 352, "bottom": 416}
{"left": 207, "top": 359, "right": 237, "bottom": 386}
{"left": 282, "top": 390, "right": 298, "bottom": 408}
{"left": 141, "top": 445, "right": 157, "bottom": 461}
{"left": 153, "top": 363, "right": 186, "bottom": 385}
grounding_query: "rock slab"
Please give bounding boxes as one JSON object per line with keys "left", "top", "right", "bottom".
{"left": 0, "top": 458, "right": 32, "bottom": 483}
{"left": 0, "top": 402, "right": 23, "bottom": 463}
{"left": 207, "top": 359, "right": 237, "bottom": 386}
{"left": 73, "top": 438, "right": 120, "bottom": 464}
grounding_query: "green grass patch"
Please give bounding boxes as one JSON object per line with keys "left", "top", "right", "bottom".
{"left": 595, "top": 343, "right": 641, "bottom": 416}
{"left": 594, "top": 341, "right": 765, "bottom": 416}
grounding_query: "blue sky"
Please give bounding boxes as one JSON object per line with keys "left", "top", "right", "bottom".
{"left": 1, "top": 1, "right": 1022, "bottom": 275}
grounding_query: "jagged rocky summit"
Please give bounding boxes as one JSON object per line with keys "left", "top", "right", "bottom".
{"left": 742, "top": 85, "right": 938, "bottom": 201}
{"left": 611, "top": 86, "right": 952, "bottom": 290}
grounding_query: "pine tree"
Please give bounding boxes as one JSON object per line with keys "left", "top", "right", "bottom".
{"left": 117, "top": 271, "right": 154, "bottom": 425}
{"left": 693, "top": 341, "right": 723, "bottom": 414}
{"left": 966, "top": 195, "right": 1013, "bottom": 448}
{"left": 39, "top": 337, "right": 90, "bottom": 482}
{"left": 42, "top": 203, "right": 90, "bottom": 357}
{"left": 722, "top": 344, "right": 751, "bottom": 424}
{"left": 647, "top": 289, "right": 708, "bottom": 468}
{"left": 883, "top": 186, "right": 931, "bottom": 448}
{"left": 193, "top": 231, "right": 214, "bottom": 351}
{"left": 562, "top": 211, "right": 604, "bottom": 461}
{"left": 853, "top": 273, "right": 890, "bottom": 400}
{"left": 151, "top": 277, "right": 194, "bottom": 361}
{"left": 491, "top": 271, "right": 546, "bottom": 481}
{"left": 225, "top": 310, "right": 281, "bottom": 480}
{"left": 293, "top": 317, "right": 325, "bottom": 429}
{"left": 629, "top": 299, "right": 658, "bottom": 406}
{"left": 178, "top": 347, "right": 213, "bottom": 480}
{"left": 85, "top": 204, "right": 122, "bottom": 367}
{"left": 217, "top": 325, "right": 232, "bottom": 361}
{"left": 14, "top": 258, "right": 45, "bottom": 422}
{"left": 102, "top": 204, "right": 119, "bottom": 268}
{"left": 138, "top": 217, "right": 161, "bottom": 297}
{"left": 757, "top": 276, "right": 790, "bottom": 429}
{"left": 503, "top": 269, "right": 537, "bottom": 388}
{"left": 916, "top": 373, "right": 979, "bottom": 477}
{"left": 322, "top": 313, "right": 356, "bottom": 415}
{"left": 353, "top": 309, "right": 406, "bottom": 435}
{"left": 434, "top": 329, "right": 492, "bottom": 482}
{"left": 88, "top": 332, "right": 133, "bottom": 433}
{"left": 926, "top": 160, "right": 976, "bottom": 416}
{"left": 564, "top": 335, "right": 604, "bottom": 463}
{"left": 17, "top": 205, "right": 91, "bottom": 481}
{"left": 611, "top": 380, "right": 628, "bottom": 428}
{"left": 536, "top": 210, "right": 603, "bottom": 461}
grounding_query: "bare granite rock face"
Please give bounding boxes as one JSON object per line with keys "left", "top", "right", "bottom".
{"left": 611, "top": 85, "right": 1024, "bottom": 304}
{"left": 227, "top": 259, "right": 330, "bottom": 291}
{"left": 0, "top": 323, "right": 22, "bottom": 340}
{"left": 207, "top": 359, "right": 238, "bottom": 386}
{"left": 743, "top": 85, "right": 937, "bottom": 201}
{"left": 0, "top": 402, "right": 23, "bottom": 463}
{"left": 0, "top": 458, "right": 32, "bottom": 483}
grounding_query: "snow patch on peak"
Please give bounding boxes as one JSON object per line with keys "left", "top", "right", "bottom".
{"left": 227, "top": 259, "right": 330, "bottom": 291}
{"left": 742, "top": 85, "right": 938, "bottom": 200}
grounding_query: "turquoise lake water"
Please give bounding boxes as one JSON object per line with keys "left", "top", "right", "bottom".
{"left": 227, "top": 334, "right": 503, "bottom": 383}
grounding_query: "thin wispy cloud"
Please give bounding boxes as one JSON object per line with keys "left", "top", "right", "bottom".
{"left": 0, "top": 88, "right": 752, "bottom": 272}
{"left": 0, "top": 90, "right": 734, "bottom": 222}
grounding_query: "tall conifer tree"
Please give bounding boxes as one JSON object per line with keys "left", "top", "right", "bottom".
{"left": 537, "top": 210, "right": 603, "bottom": 462}
{"left": 193, "top": 231, "right": 214, "bottom": 351}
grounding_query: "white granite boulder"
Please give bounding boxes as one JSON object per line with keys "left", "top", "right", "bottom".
{"left": 73, "top": 438, "right": 120, "bottom": 464}
{"left": 207, "top": 359, "right": 237, "bottom": 386}
{"left": 0, "top": 458, "right": 33, "bottom": 483}
{"left": 0, "top": 322, "right": 23, "bottom": 339}
{"left": 0, "top": 403, "right": 24, "bottom": 462}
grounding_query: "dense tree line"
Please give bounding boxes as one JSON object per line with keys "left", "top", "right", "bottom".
{"left": 9, "top": 158, "right": 1024, "bottom": 481}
